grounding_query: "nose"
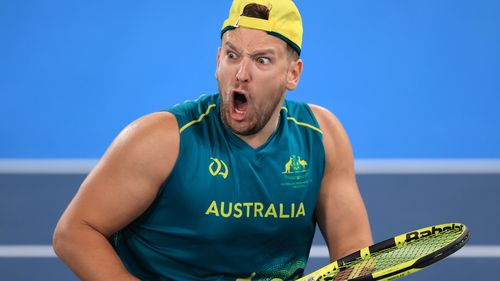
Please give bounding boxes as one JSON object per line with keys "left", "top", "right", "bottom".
{"left": 236, "top": 58, "right": 251, "bottom": 83}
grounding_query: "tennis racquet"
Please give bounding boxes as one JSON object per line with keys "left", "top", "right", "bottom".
{"left": 299, "top": 223, "right": 470, "bottom": 281}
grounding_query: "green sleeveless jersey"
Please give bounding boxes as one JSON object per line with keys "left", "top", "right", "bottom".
{"left": 114, "top": 94, "right": 325, "bottom": 280}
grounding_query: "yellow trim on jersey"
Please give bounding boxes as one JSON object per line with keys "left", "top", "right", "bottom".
{"left": 287, "top": 117, "right": 323, "bottom": 134}
{"left": 281, "top": 106, "right": 323, "bottom": 135}
{"left": 179, "top": 104, "right": 216, "bottom": 134}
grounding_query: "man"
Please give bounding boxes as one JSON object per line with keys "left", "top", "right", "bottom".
{"left": 53, "top": 0, "right": 372, "bottom": 280}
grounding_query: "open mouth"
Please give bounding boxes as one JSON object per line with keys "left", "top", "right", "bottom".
{"left": 233, "top": 91, "right": 248, "bottom": 113}
{"left": 232, "top": 91, "right": 249, "bottom": 118}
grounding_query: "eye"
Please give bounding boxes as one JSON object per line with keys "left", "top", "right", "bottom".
{"left": 257, "top": 57, "right": 271, "bottom": 65}
{"left": 227, "top": 51, "right": 238, "bottom": 60}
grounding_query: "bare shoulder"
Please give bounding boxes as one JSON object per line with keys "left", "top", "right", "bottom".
{"left": 117, "top": 111, "right": 179, "bottom": 148}
{"left": 99, "top": 111, "right": 180, "bottom": 188}
{"left": 308, "top": 104, "right": 353, "bottom": 170}
{"left": 112, "top": 111, "right": 179, "bottom": 159}
{"left": 308, "top": 104, "right": 350, "bottom": 150}
{"left": 308, "top": 104, "right": 343, "bottom": 134}
{"left": 59, "top": 111, "right": 181, "bottom": 237}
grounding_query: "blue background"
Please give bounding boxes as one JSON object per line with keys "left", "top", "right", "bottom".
{"left": 1, "top": 0, "right": 499, "bottom": 159}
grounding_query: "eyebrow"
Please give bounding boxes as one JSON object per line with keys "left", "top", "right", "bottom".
{"left": 223, "top": 42, "right": 241, "bottom": 53}
{"left": 223, "top": 42, "right": 277, "bottom": 57}
{"left": 251, "top": 48, "right": 277, "bottom": 57}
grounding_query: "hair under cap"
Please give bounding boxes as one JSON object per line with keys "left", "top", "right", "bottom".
{"left": 221, "top": 0, "right": 303, "bottom": 55}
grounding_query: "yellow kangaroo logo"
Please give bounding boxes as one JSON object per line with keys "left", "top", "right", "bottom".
{"left": 209, "top": 157, "right": 229, "bottom": 179}
{"left": 283, "top": 155, "right": 308, "bottom": 174}
{"left": 284, "top": 156, "right": 293, "bottom": 173}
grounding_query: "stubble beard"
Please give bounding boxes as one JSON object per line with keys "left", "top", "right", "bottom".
{"left": 219, "top": 87, "right": 285, "bottom": 136}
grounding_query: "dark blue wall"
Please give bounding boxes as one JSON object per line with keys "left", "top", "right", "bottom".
{"left": 1, "top": 173, "right": 498, "bottom": 280}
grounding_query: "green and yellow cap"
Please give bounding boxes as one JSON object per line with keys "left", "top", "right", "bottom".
{"left": 221, "top": 0, "right": 303, "bottom": 55}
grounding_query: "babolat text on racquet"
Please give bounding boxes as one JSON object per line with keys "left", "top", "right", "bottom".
{"left": 299, "top": 223, "right": 470, "bottom": 281}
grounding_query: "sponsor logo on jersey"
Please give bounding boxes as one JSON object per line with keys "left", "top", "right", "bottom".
{"left": 281, "top": 154, "right": 312, "bottom": 188}
{"left": 209, "top": 157, "right": 228, "bottom": 179}
{"left": 283, "top": 154, "right": 308, "bottom": 174}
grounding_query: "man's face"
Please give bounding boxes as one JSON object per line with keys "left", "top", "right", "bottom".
{"left": 216, "top": 28, "right": 301, "bottom": 136}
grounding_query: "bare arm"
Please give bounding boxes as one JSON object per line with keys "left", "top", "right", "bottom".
{"left": 310, "top": 105, "right": 373, "bottom": 261}
{"left": 53, "top": 112, "right": 179, "bottom": 280}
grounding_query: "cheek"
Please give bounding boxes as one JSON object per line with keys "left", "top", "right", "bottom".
{"left": 215, "top": 65, "right": 224, "bottom": 80}
{"left": 258, "top": 70, "right": 287, "bottom": 91}
{"left": 216, "top": 63, "right": 234, "bottom": 84}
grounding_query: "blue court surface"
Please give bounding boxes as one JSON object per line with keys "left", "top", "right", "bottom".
{"left": 0, "top": 165, "right": 498, "bottom": 280}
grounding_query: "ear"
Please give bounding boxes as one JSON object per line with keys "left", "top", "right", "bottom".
{"left": 215, "top": 47, "right": 222, "bottom": 79}
{"left": 286, "top": 59, "right": 303, "bottom": 91}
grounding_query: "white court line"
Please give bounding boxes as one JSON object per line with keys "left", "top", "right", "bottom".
{"left": 355, "top": 159, "right": 500, "bottom": 174}
{"left": 1, "top": 159, "right": 500, "bottom": 174}
{"left": 0, "top": 245, "right": 499, "bottom": 258}
{"left": 0, "top": 159, "right": 97, "bottom": 174}
{"left": 0, "top": 246, "right": 56, "bottom": 258}
{"left": 309, "top": 245, "right": 500, "bottom": 258}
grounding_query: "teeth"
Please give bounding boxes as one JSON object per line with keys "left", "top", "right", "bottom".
{"left": 235, "top": 108, "right": 244, "bottom": 114}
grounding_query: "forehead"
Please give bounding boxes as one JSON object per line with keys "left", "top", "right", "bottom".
{"left": 222, "top": 28, "right": 288, "bottom": 54}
